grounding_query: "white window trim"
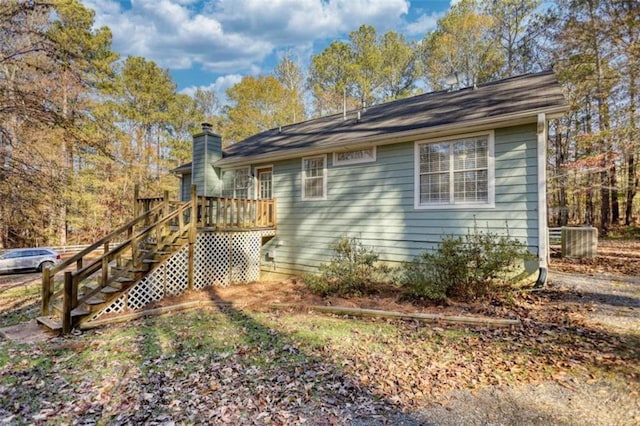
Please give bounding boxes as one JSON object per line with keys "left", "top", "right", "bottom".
{"left": 414, "top": 131, "right": 495, "bottom": 210}
{"left": 253, "top": 164, "right": 274, "bottom": 200}
{"left": 221, "top": 166, "right": 250, "bottom": 198}
{"left": 302, "top": 154, "right": 327, "bottom": 201}
{"left": 333, "top": 146, "right": 377, "bottom": 166}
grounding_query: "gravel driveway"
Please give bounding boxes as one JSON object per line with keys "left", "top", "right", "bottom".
{"left": 410, "top": 270, "right": 640, "bottom": 426}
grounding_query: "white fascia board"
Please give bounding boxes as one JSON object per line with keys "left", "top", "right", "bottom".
{"left": 537, "top": 112, "right": 548, "bottom": 267}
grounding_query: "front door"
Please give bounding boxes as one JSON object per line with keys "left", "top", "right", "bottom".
{"left": 256, "top": 167, "right": 273, "bottom": 226}
{"left": 256, "top": 167, "right": 273, "bottom": 199}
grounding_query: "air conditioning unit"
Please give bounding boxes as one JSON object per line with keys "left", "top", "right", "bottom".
{"left": 561, "top": 227, "right": 598, "bottom": 258}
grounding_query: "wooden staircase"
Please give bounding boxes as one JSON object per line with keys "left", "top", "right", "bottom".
{"left": 38, "top": 196, "right": 197, "bottom": 333}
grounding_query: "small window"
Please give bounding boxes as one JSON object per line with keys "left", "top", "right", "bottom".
{"left": 415, "top": 132, "right": 494, "bottom": 209}
{"left": 302, "top": 155, "right": 327, "bottom": 200}
{"left": 333, "top": 147, "right": 376, "bottom": 166}
{"left": 222, "top": 167, "right": 250, "bottom": 199}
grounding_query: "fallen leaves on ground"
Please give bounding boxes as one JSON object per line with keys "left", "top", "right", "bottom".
{"left": 1, "top": 284, "right": 639, "bottom": 425}
{"left": 1, "top": 240, "right": 639, "bottom": 424}
{"left": 550, "top": 239, "right": 640, "bottom": 276}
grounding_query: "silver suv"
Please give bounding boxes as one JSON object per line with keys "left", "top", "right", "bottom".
{"left": 0, "top": 248, "right": 61, "bottom": 274}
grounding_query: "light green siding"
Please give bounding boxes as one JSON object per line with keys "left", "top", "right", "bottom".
{"left": 180, "top": 173, "right": 192, "bottom": 202}
{"left": 191, "top": 132, "right": 223, "bottom": 197}
{"left": 256, "top": 124, "right": 539, "bottom": 275}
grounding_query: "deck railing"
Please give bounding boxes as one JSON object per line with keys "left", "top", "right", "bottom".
{"left": 41, "top": 200, "right": 188, "bottom": 317}
{"left": 193, "top": 196, "right": 276, "bottom": 229}
{"left": 136, "top": 194, "right": 277, "bottom": 230}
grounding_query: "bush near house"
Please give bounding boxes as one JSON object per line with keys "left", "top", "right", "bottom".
{"left": 304, "top": 236, "right": 390, "bottom": 296}
{"left": 400, "top": 225, "right": 534, "bottom": 301}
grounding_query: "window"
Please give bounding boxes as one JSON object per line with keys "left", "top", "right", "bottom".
{"left": 302, "top": 155, "right": 327, "bottom": 200}
{"left": 222, "top": 167, "right": 250, "bottom": 198}
{"left": 415, "top": 132, "right": 494, "bottom": 209}
{"left": 333, "top": 147, "right": 376, "bottom": 166}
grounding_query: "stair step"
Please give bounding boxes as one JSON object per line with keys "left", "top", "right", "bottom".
{"left": 139, "top": 249, "right": 170, "bottom": 255}
{"left": 111, "top": 265, "right": 131, "bottom": 271}
{"left": 142, "top": 258, "right": 161, "bottom": 264}
{"left": 106, "top": 281, "right": 124, "bottom": 290}
{"left": 115, "top": 276, "right": 134, "bottom": 284}
{"left": 36, "top": 316, "right": 62, "bottom": 331}
{"left": 71, "top": 305, "right": 91, "bottom": 317}
{"left": 83, "top": 295, "right": 105, "bottom": 305}
{"left": 101, "top": 285, "right": 120, "bottom": 294}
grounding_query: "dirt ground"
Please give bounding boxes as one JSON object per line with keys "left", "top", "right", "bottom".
{"left": 129, "top": 239, "right": 640, "bottom": 425}
{"left": 550, "top": 239, "right": 640, "bottom": 276}
{"left": 1, "top": 240, "right": 638, "bottom": 425}
{"left": 134, "top": 239, "right": 640, "bottom": 320}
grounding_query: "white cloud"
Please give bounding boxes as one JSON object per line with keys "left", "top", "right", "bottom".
{"left": 180, "top": 73, "right": 243, "bottom": 105}
{"left": 404, "top": 11, "right": 443, "bottom": 36}
{"left": 82, "top": 0, "right": 411, "bottom": 75}
{"left": 214, "top": 0, "right": 410, "bottom": 40}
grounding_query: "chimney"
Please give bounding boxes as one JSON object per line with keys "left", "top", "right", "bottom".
{"left": 192, "top": 122, "right": 222, "bottom": 197}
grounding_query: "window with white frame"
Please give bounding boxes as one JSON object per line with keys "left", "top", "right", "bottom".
{"left": 333, "top": 146, "right": 376, "bottom": 166}
{"left": 415, "top": 133, "right": 494, "bottom": 208}
{"left": 221, "top": 167, "right": 250, "bottom": 198}
{"left": 302, "top": 155, "right": 327, "bottom": 200}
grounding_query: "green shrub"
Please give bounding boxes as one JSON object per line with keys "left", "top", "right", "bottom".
{"left": 400, "top": 223, "right": 534, "bottom": 301}
{"left": 304, "top": 236, "right": 389, "bottom": 296}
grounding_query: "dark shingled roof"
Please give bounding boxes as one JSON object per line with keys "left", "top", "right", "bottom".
{"left": 170, "top": 162, "right": 191, "bottom": 175}
{"left": 218, "top": 70, "right": 567, "bottom": 165}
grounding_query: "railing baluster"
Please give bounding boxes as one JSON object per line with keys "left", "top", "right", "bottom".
{"left": 215, "top": 198, "right": 220, "bottom": 228}
{"left": 101, "top": 256, "right": 109, "bottom": 287}
{"left": 272, "top": 198, "right": 277, "bottom": 227}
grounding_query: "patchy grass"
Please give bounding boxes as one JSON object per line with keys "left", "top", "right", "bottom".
{"left": 0, "top": 277, "right": 41, "bottom": 328}
{"left": 1, "top": 272, "right": 639, "bottom": 424}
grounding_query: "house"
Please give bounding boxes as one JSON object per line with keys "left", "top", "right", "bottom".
{"left": 37, "top": 70, "right": 567, "bottom": 333}
{"left": 174, "top": 70, "right": 568, "bottom": 285}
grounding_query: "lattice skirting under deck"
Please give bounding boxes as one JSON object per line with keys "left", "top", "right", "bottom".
{"left": 91, "top": 231, "right": 264, "bottom": 321}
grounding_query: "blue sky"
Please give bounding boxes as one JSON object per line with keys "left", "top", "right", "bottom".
{"left": 80, "top": 0, "right": 457, "bottom": 100}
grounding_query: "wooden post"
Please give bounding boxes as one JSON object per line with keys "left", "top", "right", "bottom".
{"left": 41, "top": 268, "right": 51, "bottom": 316}
{"left": 131, "top": 236, "right": 138, "bottom": 266}
{"left": 163, "top": 190, "right": 169, "bottom": 219}
{"left": 62, "top": 271, "right": 73, "bottom": 334}
{"left": 134, "top": 184, "right": 140, "bottom": 217}
{"left": 215, "top": 198, "right": 220, "bottom": 228}
{"left": 188, "top": 185, "right": 197, "bottom": 290}
{"left": 101, "top": 256, "right": 109, "bottom": 287}
{"left": 272, "top": 198, "right": 277, "bottom": 227}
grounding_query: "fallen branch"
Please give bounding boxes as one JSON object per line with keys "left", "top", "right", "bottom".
{"left": 271, "top": 303, "right": 522, "bottom": 327}
{"left": 79, "top": 300, "right": 231, "bottom": 330}
{"left": 79, "top": 300, "right": 521, "bottom": 331}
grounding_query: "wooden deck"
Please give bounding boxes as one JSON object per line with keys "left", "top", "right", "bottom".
{"left": 40, "top": 185, "right": 277, "bottom": 334}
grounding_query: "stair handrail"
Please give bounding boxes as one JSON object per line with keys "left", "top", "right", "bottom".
{"left": 63, "top": 201, "right": 192, "bottom": 314}
{"left": 41, "top": 202, "right": 170, "bottom": 315}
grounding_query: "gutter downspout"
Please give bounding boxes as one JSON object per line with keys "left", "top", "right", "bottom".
{"left": 535, "top": 113, "right": 548, "bottom": 288}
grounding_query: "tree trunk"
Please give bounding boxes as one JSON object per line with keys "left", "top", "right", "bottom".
{"left": 611, "top": 163, "right": 619, "bottom": 223}
{"left": 625, "top": 69, "right": 637, "bottom": 225}
{"left": 626, "top": 154, "right": 636, "bottom": 225}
